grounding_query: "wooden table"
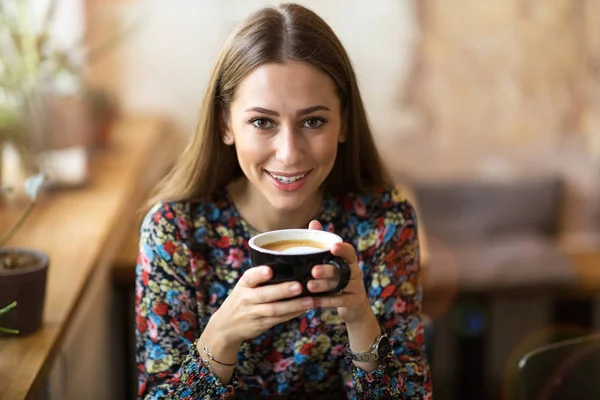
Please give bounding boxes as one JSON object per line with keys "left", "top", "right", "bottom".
{"left": 419, "top": 235, "right": 600, "bottom": 399}
{"left": 0, "top": 116, "right": 182, "bottom": 400}
{"left": 421, "top": 240, "right": 600, "bottom": 296}
{"left": 558, "top": 234, "right": 600, "bottom": 295}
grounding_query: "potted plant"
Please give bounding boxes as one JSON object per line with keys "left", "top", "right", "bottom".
{"left": 0, "top": 173, "right": 48, "bottom": 335}
{"left": 1, "top": 0, "right": 88, "bottom": 184}
{"left": 0, "top": 0, "right": 127, "bottom": 187}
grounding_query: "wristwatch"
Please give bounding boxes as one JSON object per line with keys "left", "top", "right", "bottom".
{"left": 347, "top": 334, "right": 392, "bottom": 362}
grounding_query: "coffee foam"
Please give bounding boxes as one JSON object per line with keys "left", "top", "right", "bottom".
{"left": 260, "top": 239, "right": 327, "bottom": 253}
{"left": 276, "top": 246, "right": 325, "bottom": 254}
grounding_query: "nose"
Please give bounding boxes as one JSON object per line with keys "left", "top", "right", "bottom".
{"left": 275, "top": 125, "right": 303, "bottom": 166}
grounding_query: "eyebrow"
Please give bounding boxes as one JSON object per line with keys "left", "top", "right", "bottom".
{"left": 244, "top": 105, "right": 331, "bottom": 116}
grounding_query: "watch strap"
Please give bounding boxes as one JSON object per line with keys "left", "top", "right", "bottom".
{"left": 348, "top": 349, "right": 379, "bottom": 362}
{"left": 347, "top": 334, "right": 387, "bottom": 362}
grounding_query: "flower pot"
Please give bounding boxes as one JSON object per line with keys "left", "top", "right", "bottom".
{"left": 0, "top": 248, "right": 49, "bottom": 335}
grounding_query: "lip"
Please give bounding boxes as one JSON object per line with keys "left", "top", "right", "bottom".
{"left": 265, "top": 169, "right": 311, "bottom": 192}
{"left": 265, "top": 169, "right": 312, "bottom": 177}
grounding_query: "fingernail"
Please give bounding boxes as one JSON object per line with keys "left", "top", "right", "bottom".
{"left": 302, "top": 297, "right": 313, "bottom": 307}
{"left": 262, "top": 267, "right": 270, "bottom": 276}
{"left": 290, "top": 283, "right": 301, "bottom": 293}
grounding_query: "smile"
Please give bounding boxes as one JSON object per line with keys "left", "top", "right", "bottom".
{"left": 265, "top": 169, "right": 312, "bottom": 192}
{"left": 266, "top": 171, "right": 310, "bottom": 183}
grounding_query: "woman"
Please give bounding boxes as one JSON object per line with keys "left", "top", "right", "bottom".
{"left": 136, "top": 3, "right": 431, "bottom": 399}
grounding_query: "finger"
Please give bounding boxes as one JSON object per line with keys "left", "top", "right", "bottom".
{"left": 241, "top": 266, "right": 273, "bottom": 288}
{"left": 262, "top": 309, "right": 309, "bottom": 328}
{"left": 330, "top": 243, "right": 358, "bottom": 264}
{"left": 314, "top": 293, "right": 354, "bottom": 308}
{"left": 312, "top": 263, "right": 340, "bottom": 279}
{"left": 256, "top": 296, "right": 315, "bottom": 318}
{"left": 308, "top": 220, "right": 323, "bottom": 231}
{"left": 307, "top": 278, "right": 340, "bottom": 293}
{"left": 253, "top": 280, "right": 304, "bottom": 303}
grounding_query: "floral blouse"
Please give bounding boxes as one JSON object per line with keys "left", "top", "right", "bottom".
{"left": 135, "top": 186, "right": 432, "bottom": 399}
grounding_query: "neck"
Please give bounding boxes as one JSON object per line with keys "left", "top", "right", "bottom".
{"left": 227, "top": 179, "right": 323, "bottom": 233}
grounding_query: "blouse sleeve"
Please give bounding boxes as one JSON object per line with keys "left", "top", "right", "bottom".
{"left": 135, "top": 203, "right": 236, "bottom": 399}
{"left": 342, "top": 197, "right": 433, "bottom": 399}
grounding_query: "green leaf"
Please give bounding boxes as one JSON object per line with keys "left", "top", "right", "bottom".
{"left": 0, "top": 302, "right": 19, "bottom": 334}
{"left": 0, "top": 174, "right": 43, "bottom": 247}
{"left": 0, "top": 301, "right": 17, "bottom": 316}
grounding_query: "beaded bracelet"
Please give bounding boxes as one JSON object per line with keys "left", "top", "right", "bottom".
{"left": 197, "top": 339, "right": 237, "bottom": 369}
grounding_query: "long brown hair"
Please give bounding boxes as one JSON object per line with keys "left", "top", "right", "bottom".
{"left": 148, "top": 3, "right": 390, "bottom": 207}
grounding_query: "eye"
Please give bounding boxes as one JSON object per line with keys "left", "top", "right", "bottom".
{"left": 302, "top": 117, "right": 327, "bottom": 129}
{"left": 249, "top": 118, "right": 274, "bottom": 130}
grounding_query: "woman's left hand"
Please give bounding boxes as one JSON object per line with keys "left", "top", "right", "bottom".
{"left": 307, "top": 220, "right": 373, "bottom": 325}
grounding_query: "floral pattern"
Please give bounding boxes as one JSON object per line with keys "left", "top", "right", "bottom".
{"left": 136, "top": 186, "right": 432, "bottom": 399}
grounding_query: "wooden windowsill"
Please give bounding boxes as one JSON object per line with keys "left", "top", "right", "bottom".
{"left": 0, "top": 116, "right": 182, "bottom": 400}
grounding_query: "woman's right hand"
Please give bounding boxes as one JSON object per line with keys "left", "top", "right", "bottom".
{"left": 210, "top": 265, "right": 315, "bottom": 346}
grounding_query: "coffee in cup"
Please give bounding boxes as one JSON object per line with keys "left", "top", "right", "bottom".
{"left": 248, "top": 229, "right": 351, "bottom": 297}
{"left": 259, "top": 239, "right": 328, "bottom": 252}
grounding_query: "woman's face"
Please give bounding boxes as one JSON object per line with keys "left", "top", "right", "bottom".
{"left": 224, "top": 61, "right": 344, "bottom": 213}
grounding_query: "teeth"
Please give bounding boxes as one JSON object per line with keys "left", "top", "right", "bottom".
{"left": 269, "top": 172, "right": 307, "bottom": 183}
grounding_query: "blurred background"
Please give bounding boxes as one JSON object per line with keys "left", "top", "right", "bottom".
{"left": 2, "top": 1, "right": 600, "bottom": 399}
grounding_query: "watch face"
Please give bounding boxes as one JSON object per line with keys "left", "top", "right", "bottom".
{"left": 377, "top": 336, "right": 392, "bottom": 359}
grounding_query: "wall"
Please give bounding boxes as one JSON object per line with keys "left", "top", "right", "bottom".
{"left": 367, "top": 0, "right": 596, "bottom": 182}
{"left": 86, "top": 0, "right": 419, "bottom": 147}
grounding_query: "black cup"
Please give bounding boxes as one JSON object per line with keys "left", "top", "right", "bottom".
{"left": 248, "top": 229, "right": 351, "bottom": 297}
